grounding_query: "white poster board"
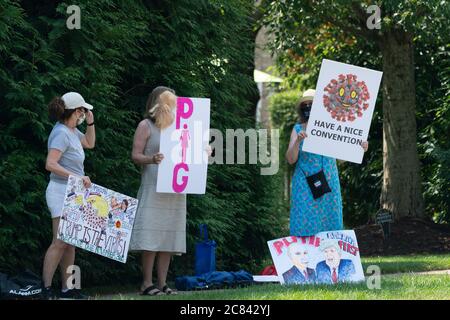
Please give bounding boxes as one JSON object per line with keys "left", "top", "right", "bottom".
{"left": 157, "top": 97, "right": 210, "bottom": 194}
{"left": 267, "top": 230, "right": 365, "bottom": 285}
{"left": 302, "top": 59, "right": 383, "bottom": 163}
{"left": 58, "top": 175, "right": 138, "bottom": 263}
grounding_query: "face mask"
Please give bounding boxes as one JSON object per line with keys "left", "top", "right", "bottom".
{"left": 300, "top": 103, "right": 312, "bottom": 122}
{"left": 77, "top": 112, "right": 86, "bottom": 126}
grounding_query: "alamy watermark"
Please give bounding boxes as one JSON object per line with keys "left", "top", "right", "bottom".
{"left": 165, "top": 122, "right": 280, "bottom": 175}
{"left": 66, "top": 5, "right": 81, "bottom": 30}
{"left": 366, "top": 5, "right": 381, "bottom": 30}
{"left": 366, "top": 265, "right": 381, "bottom": 289}
{"left": 66, "top": 265, "right": 81, "bottom": 290}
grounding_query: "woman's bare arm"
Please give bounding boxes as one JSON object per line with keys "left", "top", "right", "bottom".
{"left": 286, "top": 127, "right": 306, "bottom": 165}
{"left": 131, "top": 120, "right": 155, "bottom": 165}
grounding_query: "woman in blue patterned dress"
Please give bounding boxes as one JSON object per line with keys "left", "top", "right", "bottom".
{"left": 286, "top": 89, "right": 368, "bottom": 236}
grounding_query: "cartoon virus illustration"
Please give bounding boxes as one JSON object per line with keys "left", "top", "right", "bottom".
{"left": 323, "top": 74, "right": 370, "bottom": 122}
{"left": 86, "top": 193, "right": 109, "bottom": 218}
{"left": 82, "top": 202, "right": 107, "bottom": 230}
{"left": 80, "top": 192, "right": 108, "bottom": 230}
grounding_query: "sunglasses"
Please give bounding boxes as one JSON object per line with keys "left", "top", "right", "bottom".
{"left": 77, "top": 107, "right": 88, "bottom": 113}
{"left": 300, "top": 102, "right": 312, "bottom": 108}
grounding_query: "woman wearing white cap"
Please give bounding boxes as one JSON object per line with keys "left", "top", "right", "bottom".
{"left": 41, "top": 92, "right": 95, "bottom": 299}
{"left": 286, "top": 89, "right": 368, "bottom": 236}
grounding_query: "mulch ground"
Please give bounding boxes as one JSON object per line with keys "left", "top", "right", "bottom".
{"left": 355, "top": 217, "right": 450, "bottom": 256}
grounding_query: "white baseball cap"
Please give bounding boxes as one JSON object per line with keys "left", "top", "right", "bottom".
{"left": 61, "top": 92, "right": 93, "bottom": 110}
{"left": 299, "top": 88, "right": 316, "bottom": 104}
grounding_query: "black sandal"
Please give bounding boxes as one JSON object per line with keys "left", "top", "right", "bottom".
{"left": 161, "top": 285, "right": 178, "bottom": 295}
{"left": 141, "top": 285, "right": 164, "bottom": 296}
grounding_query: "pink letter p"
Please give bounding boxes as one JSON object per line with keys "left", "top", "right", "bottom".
{"left": 176, "top": 97, "right": 194, "bottom": 129}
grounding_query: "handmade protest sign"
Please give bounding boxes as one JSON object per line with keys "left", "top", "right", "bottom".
{"left": 267, "top": 230, "right": 365, "bottom": 285}
{"left": 157, "top": 97, "right": 210, "bottom": 194}
{"left": 302, "top": 59, "right": 383, "bottom": 163}
{"left": 58, "top": 175, "right": 138, "bottom": 263}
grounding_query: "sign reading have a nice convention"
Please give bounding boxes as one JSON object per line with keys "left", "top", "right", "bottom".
{"left": 157, "top": 97, "right": 211, "bottom": 194}
{"left": 302, "top": 59, "right": 383, "bottom": 163}
{"left": 58, "top": 176, "right": 138, "bottom": 263}
{"left": 267, "top": 230, "right": 365, "bottom": 285}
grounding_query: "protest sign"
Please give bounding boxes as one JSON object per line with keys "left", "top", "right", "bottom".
{"left": 58, "top": 175, "right": 138, "bottom": 263}
{"left": 267, "top": 230, "right": 365, "bottom": 285}
{"left": 157, "top": 97, "right": 210, "bottom": 194}
{"left": 302, "top": 59, "right": 382, "bottom": 163}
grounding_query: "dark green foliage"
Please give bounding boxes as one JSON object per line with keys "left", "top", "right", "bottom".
{"left": 0, "top": 0, "right": 283, "bottom": 286}
{"left": 420, "top": 44, "right": 450, "bottom": 224}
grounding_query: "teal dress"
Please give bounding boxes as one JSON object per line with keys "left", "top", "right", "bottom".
{"left": 290, "top": 123, "right": 343, "bottom": 236}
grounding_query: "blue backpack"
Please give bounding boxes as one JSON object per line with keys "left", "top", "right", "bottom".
{"left": 195, "top": 224, "right": 216, "bottom": 276}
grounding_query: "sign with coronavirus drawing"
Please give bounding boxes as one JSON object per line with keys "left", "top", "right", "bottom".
{"left": 58, "top": 175, "right": 138, "bottom": 263}
{"left": 157, "top": 97, "right": 210, "bottom": 194}
{"left": 302, "top": 59, "right": 382, "bottom": 163}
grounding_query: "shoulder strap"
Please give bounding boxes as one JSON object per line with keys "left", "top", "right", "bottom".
{"left": 145, "top": 119, "right": 153, "bottom": 136}
{"left": 298, "top": 155, "right": 324, "bottom": 176}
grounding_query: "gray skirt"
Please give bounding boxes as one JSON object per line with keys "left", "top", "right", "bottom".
{"left": 129, "top": 182, "right": 186, "bottom": 254}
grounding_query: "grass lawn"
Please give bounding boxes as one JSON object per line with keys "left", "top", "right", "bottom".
{"left": 100, "top": 275, "right": 449, "bottom": 300}
{"left": 91, "top": 254, "right": 450, "bottom": 300}
{"left": 361, "top": 254, "right": 450, "bottom": 274}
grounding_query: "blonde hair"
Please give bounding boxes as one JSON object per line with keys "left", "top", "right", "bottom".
{"left": 145, "top": 86, "right": 177, "bottom": 129}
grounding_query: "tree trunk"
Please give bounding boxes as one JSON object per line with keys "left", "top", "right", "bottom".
{"left": 380, "top": 29, "right": 424, "bottom": 220}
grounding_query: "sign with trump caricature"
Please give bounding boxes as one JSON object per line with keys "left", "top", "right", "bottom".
{"left": 267, "top": 230, "right": 365, "bottom": 285}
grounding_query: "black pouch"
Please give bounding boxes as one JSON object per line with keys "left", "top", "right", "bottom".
{"left": 300, "top": 156, "right": 332, "bottom": 200}
{"left": 305, "top": 170, "right": 331, "bottom": 199}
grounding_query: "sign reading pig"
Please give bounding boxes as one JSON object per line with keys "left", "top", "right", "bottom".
{"left": 156, "top": 97, "right": 211, "bottom": 194}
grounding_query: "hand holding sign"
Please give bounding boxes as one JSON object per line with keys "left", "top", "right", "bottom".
{"left": 361, "top": 141, "right": 369, "bottom": 152}
{"left": 297, "top": 130, "right": 308, "bottom": 142}
{"left": 152, "top": 152, "right": 164, "bottom": 164}
{"left": 81, "top": 176, "right": 92, "bottom": 188}
{"left": 205, "top": 145, "right": 213, "bottom": 157}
